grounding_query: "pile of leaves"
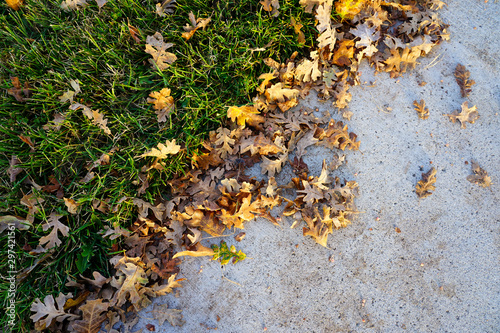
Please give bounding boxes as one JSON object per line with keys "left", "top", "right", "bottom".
{"left": 2, "top": 0, "right": 462, "bottom": 331}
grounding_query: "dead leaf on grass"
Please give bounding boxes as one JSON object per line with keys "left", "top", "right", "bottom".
{"left": 145, "top": 32, "right": 177, "bottom": 70}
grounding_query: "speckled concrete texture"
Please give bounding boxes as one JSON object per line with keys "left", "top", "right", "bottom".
{"left": 136, "top": 1, "right": 499, "bottom": 332}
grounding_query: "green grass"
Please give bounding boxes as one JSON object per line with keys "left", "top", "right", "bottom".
{"left": 0, "top": 0, "right": 315, "bottom": 330}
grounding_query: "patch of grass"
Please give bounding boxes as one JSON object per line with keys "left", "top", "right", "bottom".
{"left": 0, "top": 0, "right": 315, "bottom": 330}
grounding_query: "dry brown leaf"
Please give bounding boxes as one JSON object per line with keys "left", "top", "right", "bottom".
{"left": 416, "top": 167, "right": 436, "bottom": 198}
{"left": 303, "top": 214, "right": 329, "bottom": 248}
{"left": 227, "top": 105, "right": 265, "bottom": 129}
{"left": 467, "top": 161, "right": 492, "bottom": 188}
{"left": 39, "top": 212, "right": 70, "bottom": 249}
{"left": 290, "top": 17, "right": 306, "bottom": 44}
{"left": 21, "top": 193, "right": 44, "bottom": 224}
{"left": 454, "top": 64, "right": 475, "bottom": 98}
{"left": 64, "top": 198, "right": 80, "bottom": 215}
{"left": 128, "top": 24, "right": 142, "bottom": 43}
{"left": 61, "top": 0, "right": 89, "bottom": 10}
{"left": 70, "top": 299, "right": 109, "bottom": 333}
{"left": 7, "top": 155, "right": 23, "bottom": 183}
{"left": 43, "top": 113, "right": 66, "bottom": 131}
{"left": 172, "top": 243, "right": 214, "bottom": 259}
{"left": 30, "top": 293, "right": 78, "bottom": 329}
{"left": 265, "top": 83, "right": 299, "bottom": 103}
{"left": 145, "top": 32, "right": 177, "bottom": 70}
{"left": 181, "top": 12, "right": 211, "bottom": 40}
{"left": 147, "top": 88, "right": 175, "bottom": 123}
{"left": 7, "top": 77, "right": 31, "bottom": 101}
{"left": 140, "top": 140, "right": 181, "bottom": 159}
{"left": 0, "top": 215, "right": 32, "bottom": 232}
{"left": 156, "top": 0, "right": 177, "bottom": 16}
{"left": 59, "top": 79, "right": 80, "bottom": 103}
{"left": 110, "top": 261, "right": 150, "bottom": 311}
{"left": 261, "top": 153, "right": 288, "bottom": 177}
{"left": 260, "top": 0, "right": 280, "bottom": 17}
{"left": 445, "top": 101, "right": 479, "bottom": 129}
{"left": 413, "top": 99, "right": 429, "bottom": 120}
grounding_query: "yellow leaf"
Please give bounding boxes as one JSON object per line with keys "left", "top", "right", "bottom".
{"left": 140, "top": 140, "right": 181, "bottom": 159}
{"left": 6, "top": 0, "right": 23, "bottom": 10}
{"left": 227, "top": 105, "right": 264, "bottom": 128}
{"left": 172, "top": 244, "right": 215, "bottom": 259}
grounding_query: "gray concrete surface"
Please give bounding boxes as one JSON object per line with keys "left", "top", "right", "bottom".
{"left": 137, "top": 1, "right": 500, "bottom": 332}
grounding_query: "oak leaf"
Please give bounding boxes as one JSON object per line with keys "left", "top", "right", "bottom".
{"left": 467, "top": 161, "right": 492, "bottom": 188}
{"left": 182, "top": 12, "right": 211, "bottom": 40}
{"left": 39, "top": 212, "right": 70, "bottom": 249}
{"left": 70, "top": 299, "right": 109, "bottom": 333}
{"left": 7, "top": 77, "right": 31, "bottom": 102}
{"left": 214, "top": 128, "right": 235, "bottom": 158}
{"left": 59, "top": 79, "right": 80, "bottom": 103}
{"left": 454, "top": 64, "right": 475, "bottom": 98}
{"left": 110, "top": 262, "right": 149, "bottom": 311}
{"left": 265, "top": 83, "right": 299, "bottom": 103}
{"left": 303, "top": 214, "right": 329, "bottom": 247}
{"left": 290, "top": 17, "right": 306, "bottom": 44}
{"left": 295, "top": 51, "right": 322, "bottom": 83}
{"left": 445, "top": 101, "right": 479, "bottom": 129}
{"left": 61, "top": 0, "right": 89, "bottom": 11}
{"left": 260, "top": 0, "right": 280, "bottom": 17}
{"left": 147, "top": 88, "right": 175, "bottom": 123}
{"left": 413, "top": 99, "right": 429, "bottom": 119}
{"left": 64, "top": 197, "right": 80, "bottom": 214}
{"left": 140, "top": 140, "right": 181, "bottom": 159}
{"left": 416, "top": 167, "right": 436, "bottom": 198}
{"left": 30, "top": 293, "right": 78, "bottom": 329}
{"left": 261, "top": 153, "right": 288, "bottom": 177}
{"left": 212, "top": 240, "right": 246, "bottom": 265}
{"left": 297, "top": 180, "right": 324, "bottom": 206}
{"left": 156, "top": 0, "right": 177, "bottom": 16}
{"left": 227, "top": 105, "right": 265, "bottom": 128}
{"left": 145, "top": 32, "right": 177, "bottom": 70}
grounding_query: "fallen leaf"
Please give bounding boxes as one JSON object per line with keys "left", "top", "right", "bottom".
{"left": 5, "top": 0, "right": 24, "bottom": 10}
{"left": 416, "top": 167, "right": 436, "bottom": 198}
{"left": 181, "top": 12, "right": 211, "bottom": 40}
{"left": 145, "top": 32, "right": 177, "bottom": 70}
{"left": 227, "top": 105, "right": 265, "bottom": 129}
{"left": 290, "top": 17, "right": 305, "bottom": 44}
{"left": 128, "top": 24, "right": 142, "bottom": 43}
{"left": 70, "top": 299, "right": 109, "bottom": 333}
{"left": 140, "top": 140, "right": 181, "bottom": 159}
{"left": 467, "top": 161, "right": 492, "bottom": 188}
{"left": 147, "top": 88, "right": 175, "bottom": 123}
{"left": 260, "top": 0, "right": 280, "bottom": 17}
{"left": 156, "top": 0, "right": 177, "bottom": 17}
{"left": 413, "top": 99, "right": 429, "bottom": 120}
{"left": 445, "top": 101, "right": 479, "bottom": 129}
{"left": 7, "top": 77, "right": 31, "bottom": 101}
{"left": 59, "top": 80, "right": 80, "bottom": 103}
{"left": 0, "top": 215, "right": 32, "bottom": 232}
{"left": 7, "top": 155, "right": 23, "bottom": 183}
{"left": 172, "top": 243, "right": 214, "bottom": 259}
{"left": 30, "top": 293, "right": 78, "bottom": 329}
{"left": 39, "top": 212, "right": 70, "bottom": 249}
{"left": 61, "top": 0, "right": 89, "bottom": 10}
{"left": 64, "top": 198, "right": 80, "bottom": 214}
{"left": 454, "top": 64, "right": 475, "bottom": 98}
